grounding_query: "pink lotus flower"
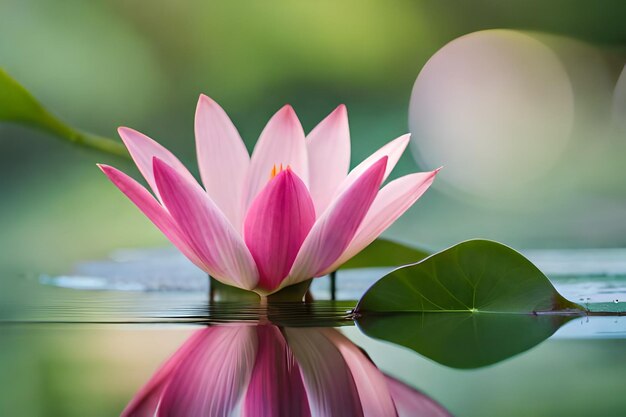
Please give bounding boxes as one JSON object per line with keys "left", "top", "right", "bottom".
{"left": 99, "top": 96, "right": 438, "bottom": 294}
{"left": 122, "top": 325, "right": 451, "bottom": 417}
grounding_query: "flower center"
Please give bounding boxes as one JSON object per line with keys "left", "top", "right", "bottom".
{"left": 269, "top": 163, "right": 290, "bottom": 180}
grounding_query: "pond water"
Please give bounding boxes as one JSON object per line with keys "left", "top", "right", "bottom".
{"left": 1, "top": 248, "right": 626, "bottom": 417}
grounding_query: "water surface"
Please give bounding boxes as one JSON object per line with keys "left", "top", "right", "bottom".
{"left": 1, "top": 248, "right": 625, "bottom": 416}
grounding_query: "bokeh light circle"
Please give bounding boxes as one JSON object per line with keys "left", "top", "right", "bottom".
{"left": 409, "top": 29, "right": 574, "bottom": 200}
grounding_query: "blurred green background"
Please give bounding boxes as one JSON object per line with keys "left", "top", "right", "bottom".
{"left": 1, "top": 1, "right": 626, "bottom": 416}
{"left": 1, "top": 0, "right": 626, "bottom": 276}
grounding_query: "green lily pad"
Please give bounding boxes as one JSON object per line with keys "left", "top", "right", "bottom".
{"left": 355, "top": 239, "right": 585, "bottom": 368}
{"left": 0, "top": 68, "right": 127, "bottom": 157}
{"left": 356, "top": 239, "right": 583, "bottom": 314}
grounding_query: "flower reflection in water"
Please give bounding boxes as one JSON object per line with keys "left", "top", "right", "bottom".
{"left": 122, "top": 325, "right": 451, "bottom": 417}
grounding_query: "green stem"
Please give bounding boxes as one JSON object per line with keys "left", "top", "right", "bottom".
{"left": 1, "top": 67, "right": 130, "bottom": 160}
{"left": 330, "top": 271, "right": 337, "bottom": 301}
{"left": 38, "top": 112, "right": 129, "bottom": 158}
{"left": 73, "top": 131, "right": 129, "bottom": 158}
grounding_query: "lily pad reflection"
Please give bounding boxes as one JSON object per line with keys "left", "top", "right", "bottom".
{"left": 357, "top": 312, "right": 575, "bottom": 369}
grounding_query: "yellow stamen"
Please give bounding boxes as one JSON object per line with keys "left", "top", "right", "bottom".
{"left": 269, "top": 163, "right": 289, "bottom": 180}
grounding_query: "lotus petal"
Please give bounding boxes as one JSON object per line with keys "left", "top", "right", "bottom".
{"left": 153, "top": 158, "right": 259, "bottom": 289}
{"left": 195, "top": 95, "right": 250, "bottom": 229}
{"left": 306, "top": 105, "right": 350, "bottom": 214}
{"left": 244, "top": 169, "right": 315, "bottom": 292}
{"left": 285, "top": 157, "right": 387, "bottom": 287}
{"left": 243, "top": 105, "right": 308, "bottom": 210}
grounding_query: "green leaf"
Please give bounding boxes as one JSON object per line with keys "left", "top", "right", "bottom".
{"left": 354, "top": 239, "right": 585, "bottom": 368}
{"left": 356, "top": 239, "right": 582, "bottom": 313}
{"left": 339, "top": 238, "right": 430, "bottom": 270}
{"left": 356, "top": 312, "right": 575, "bottom": 368}
{"left": 0, "top": 68, "right": 128, "bottom": 158}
